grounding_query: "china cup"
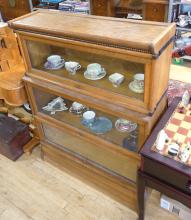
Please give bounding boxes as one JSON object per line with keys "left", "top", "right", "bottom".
{"left": 65, "top": 61, "right": 81, "bottom": 75}
{"left": 72, "top": 102, "right": 84, "bottom": 111}
{"left": 133, "top": 73, "right": 144, "bottom": 90}
{"left": 47, "top": 55, "right": 64, "bottom": 68}
{"left": 82, "top": 111, "right": 96, "bottom": 125}
{"left": 86, "top": 63, "right": 103, "bottom": 77}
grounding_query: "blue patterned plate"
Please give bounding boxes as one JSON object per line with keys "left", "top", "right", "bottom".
{"left": 90, "top": 117, "right": 112, "bottom": 134}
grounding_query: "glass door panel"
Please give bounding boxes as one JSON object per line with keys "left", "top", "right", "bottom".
{"left": 42, "top": 122, "right": 139, "bottom": 182}
{"left": 33, "top": 87, "right": 141, "bottom": 152}
{"left": 26, "top": 40, "right": 145, "bottom": 101}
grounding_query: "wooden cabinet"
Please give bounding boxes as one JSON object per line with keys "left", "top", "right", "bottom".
{"left": 0, "top": 0, "right": 31, "bottom": 21}
{"left": 90, "top": 0, "right": 115, "bottom": 17}
{"left": 143, "top": 0, "right": 169, "bottom": 22}
{"left": 9, "top": 10, "right": 175, "bottom": 211}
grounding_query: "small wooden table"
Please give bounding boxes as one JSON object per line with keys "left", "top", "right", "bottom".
{"left": 137, "top": 97, "right": 191, "bottom": 220}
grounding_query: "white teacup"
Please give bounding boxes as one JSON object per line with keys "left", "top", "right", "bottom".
{"left": 47, "top": 55, "right": 64, "bottom": 67}
{"left": 87, "top": 63, "right": 102, "bottom": 71}
{"left": 65, "top": 61, "right": 81, "bottom": 75}
{"left": 133, "top": 73, "right": 144, "bottom": 90}
{"left": 83, "top": 111, "right": 96, "bottom": 125}
{"left": 86, "top": 63, "right": 103, "bottom": 77}
{"left": 72, "top": 102, "right": 84, "bottom": 111}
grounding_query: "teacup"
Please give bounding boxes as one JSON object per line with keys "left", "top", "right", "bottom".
{"left": 87, "top": 63, "right": 102, "bottom": 72}
{"left": 109, "top": 73, "right": 124, "bottom": 87}
{"left": 65, "top": 61, "right": 81, "bottom": 75}
{"left": 72, "top": 102, "right": 84, "bottom": 111}
{"left": 47, "top": 55, "right": 64, "bottom": 68}
{"left": 83, "top": 111, "right": 96, "bottom": 125}
{"left": 86, "top": 63, "right": 103, "bottom": 77}
{"left": 133, "top": 73, "right": 144, "bottom": 90}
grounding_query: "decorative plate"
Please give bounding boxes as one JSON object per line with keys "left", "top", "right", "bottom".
{"left": 90, "top": 117, "right": 112, "bottom": 134}
{"left": 81, "top": 117, "right": 112, "bottom": 134}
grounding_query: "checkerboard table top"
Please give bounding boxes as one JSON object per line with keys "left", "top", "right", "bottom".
{"left": 151, "top": 101, "right": 191, "bottom": 166}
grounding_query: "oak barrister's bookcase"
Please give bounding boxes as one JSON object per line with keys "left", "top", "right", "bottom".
{"left": 9, "top": 10, "right": 175, "bottom": 211}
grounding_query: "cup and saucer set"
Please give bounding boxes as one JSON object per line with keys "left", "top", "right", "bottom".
{"left": 128, "top": 73, "right": 144, "bottom": 94}
{"left": 44, "top": 55, "right": 65, "bottom": 70}
{"left": 81, "top": 111, "right": 112, "bottom": 134}
{"left": 44, "top": 55, "right": 81, "bottom": 74}
{"left": 84, "top": 63, "right": 106, "bottom": 80}
{"left": 69, "top": 101, "right": 88, "bottom": 115}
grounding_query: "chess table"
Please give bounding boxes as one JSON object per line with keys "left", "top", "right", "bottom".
{"left": 137, "top": 97, "right": 191, "bottom": 220}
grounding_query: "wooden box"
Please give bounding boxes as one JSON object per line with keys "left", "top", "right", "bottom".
{"left": 9, "top": 10, "right": 175, "bottom": 114}
{"left": 0, "top": 113, "right": 31, "bottom": 161}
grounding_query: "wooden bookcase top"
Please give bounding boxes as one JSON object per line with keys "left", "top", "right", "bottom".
{"left": 9, "top": 9, "right": 176, "bottom": 55}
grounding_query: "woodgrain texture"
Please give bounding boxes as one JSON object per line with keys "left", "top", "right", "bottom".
{"left": 143, "top": 0, "right": 168, "bottom": 22}
{"left": 0, "top": 23, "right": 27, "bottom": 106}
{"left": 0, "top": 147, "right": 179, "bottom": 220}
{"left": 9, "top": 10, "right": 175, "bottom": 55}
{"left": 0, "top": 0, "right": 31, "bottom": 21}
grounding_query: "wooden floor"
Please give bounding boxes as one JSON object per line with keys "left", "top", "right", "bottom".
{"left": 0, "top": 148, "right": 179, "bottom": 220}
{"left": 0, "top": 62, "right": 190, "bottom": 220}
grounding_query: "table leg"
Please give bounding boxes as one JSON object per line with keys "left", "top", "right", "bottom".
{"left": 137, "top": 170, "right": 146, "bottom": 220}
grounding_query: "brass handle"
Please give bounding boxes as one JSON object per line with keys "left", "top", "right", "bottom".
{"left": 153, "top": 7, "right": 158, "bottom": 13}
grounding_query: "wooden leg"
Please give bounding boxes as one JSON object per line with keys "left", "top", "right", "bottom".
{"left": 23, "top": 136, "right": 39, "bottom": 155}
{"left": 137, "top": 170, "right": 146, "bottom": 220}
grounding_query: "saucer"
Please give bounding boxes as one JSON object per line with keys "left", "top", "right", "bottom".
{"left": 128, "top": 81, "right": 144, "bottom": 94}
{"left": 81, "top": 117, "right": 112, "bottom": 134}
{"left": 115, "top": 119, "right": 137, "bottom": 133}
{"left": 84, "top": 69, "right": 106, "bottom": 80}
{"left": 44, "top": 60, "right": 65, "bottom": 70}
{"left": 90, "top": 117, "right": 112, "bottom": 134}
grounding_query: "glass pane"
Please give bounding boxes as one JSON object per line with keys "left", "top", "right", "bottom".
{"left": 42, "top": 123, "right": 139, "bottom": 182}
{"left": 27, "top": 40, "right": 145, "bottom": 101}
{"left": 33, "top": 87, "right": 141, "bottom": 152}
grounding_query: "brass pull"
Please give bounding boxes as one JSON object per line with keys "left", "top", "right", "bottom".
{"left": 153, "top": 7, "right": 158, "bottom": 13}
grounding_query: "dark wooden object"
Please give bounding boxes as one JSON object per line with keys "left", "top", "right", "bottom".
{"left": 0, "top": 0, "right": 31, "bottom": 21}
{"left": 0, "top": 113, "right": 31, "bottom": 160}
{"left": 90, "top": 0, "right": 115, "bottom": 17}
{"left": 142, "top": 0, "right": 169, "bottom": 22}
{"left": 137, "top": 97, "right": 191, "bottom": 220}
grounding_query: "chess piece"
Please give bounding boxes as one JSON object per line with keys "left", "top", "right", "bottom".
{"left": 179, "top": 142, "right": 191, "bottom": 163}
{"left": 182, "top": 90, "right": 190, "bottom": 107}
{"left": 168, "top": 143, "right": 180, "bottom": 157}
{"left": 155, "top": 129, "right": 168, "bottom": 151}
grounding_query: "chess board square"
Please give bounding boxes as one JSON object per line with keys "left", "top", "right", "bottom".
{"left": 187, "top": 130, "right": 191, "bottom": 138}
{"left": 177, "top": 127, "right": 189, "bottom": 136}
{"left": 173, "top": 112, "right": 185, "bottom": 120}
{"left": 165, "top": 123, "right": 179, "bottom": 133}
{"left": 165, "top": 129, "right": 175, "bottom": 138}
{"left": 180, "top": 121, "right": 191, "bottom": 129}
{"left": 184, "top": 115, "right": 191, "bottom": 123}
{"left": 185, "top": 137, "right": 191, "bottom": 144}
{"left": 174, "top": 133, "right": 186, "bottom": 143}
{"left": 170, "top": 118, "right": 182, "bottom": 126}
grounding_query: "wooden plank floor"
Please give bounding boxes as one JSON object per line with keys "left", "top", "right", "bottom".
{"left": 0, "top": 147, "right": 179, "bottom": 220}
